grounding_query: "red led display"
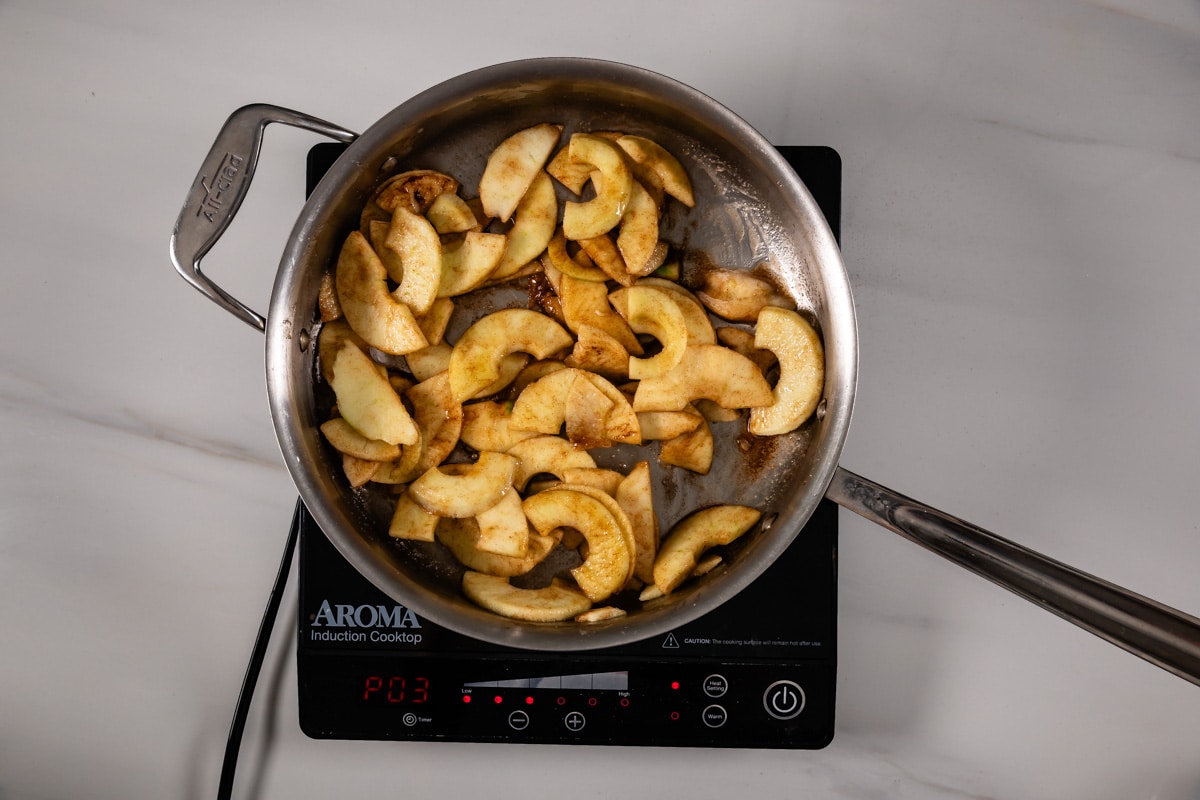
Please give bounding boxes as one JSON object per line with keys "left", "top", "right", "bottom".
{"left": 362, "top": 675, "right": 430, "bottom": 704}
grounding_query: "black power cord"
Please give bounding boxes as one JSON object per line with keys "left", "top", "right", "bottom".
{"left": 215, "top": 502, "right": 301, "bottom": 800}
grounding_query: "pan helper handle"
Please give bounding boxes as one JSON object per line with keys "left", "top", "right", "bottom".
{"left": 169, "top": 104, "right": 357, "bottom": 331}
{"left": 826, "top": 466, "right": 1200, "bottom": 687}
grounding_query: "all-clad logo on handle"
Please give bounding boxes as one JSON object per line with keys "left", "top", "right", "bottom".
{"left": 196, "top": 152, "right": 244, "bottom": 223}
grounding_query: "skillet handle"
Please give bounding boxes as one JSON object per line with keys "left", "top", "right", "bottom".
{"left": 825, "top": 466, "right": 1200, "bottom": 687}
{"left": 169, "top": 104, "right": 357, "bottom": 332}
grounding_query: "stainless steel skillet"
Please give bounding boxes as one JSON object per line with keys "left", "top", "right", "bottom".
{"left": 170, "top": 58, "right": 1200, "bottom": 684}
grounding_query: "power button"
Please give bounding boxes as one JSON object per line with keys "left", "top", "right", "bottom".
{"left": 763, "top": 680, "right": 805, "bottom": 720}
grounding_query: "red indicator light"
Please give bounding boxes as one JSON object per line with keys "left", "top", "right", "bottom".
{"left": 588, "top": 697, "right": 598, "bottom": 707}
{"left": 525, "top": 696, "right": 535, "bottom": 706}
{"left": 493, "top": 695, "right": 503, "bottom": 704}
{"left": 556, "top": 697, "right": 566, "bottom": 706}
{"left": 620, "top": 698, "right": 631, "bottom": 708}
{"left": 462, "top": 695, "right": 471, "bottom": 704}
{"left": 669, "top": 711, "right": 681, "bottom": 721}
{"left": 670, "top": 681, "right": 680, "bottom": 690}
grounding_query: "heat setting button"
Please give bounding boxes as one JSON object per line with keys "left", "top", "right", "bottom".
{"left": 763, "top": 680, "right": 805, "bottom": 720}
{"left": 703, "top": 674, "right": 729, "bottom": 698}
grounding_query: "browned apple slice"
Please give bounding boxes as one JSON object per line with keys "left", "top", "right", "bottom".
{"left": 478, "top": 122, "right": 563, "bottom": 222}
{"left": 557, "top": 270, "right": 642, "bottom": 354}
{"left": 659, "top": 404, "right": 713, "bottom": 474}
{"left": 317, "top": 318, "right": 368, "bottom": 384}
{"left": 624, "top": 278, "right": 715, "bottom": 345}
{"left": 403, "top": 371, "right": 463, "bottom": 478}
{"left": 335, "top": 232, "right": 429, "bottom": 355}
{"left": 615, "top": 285, "right": 688, "bottom": 380}
{"left": 564, "top": 324, "right": 630, "bottom": 380}
{"left": 695, "top": 267, "right": 794, "bottom": 322}
{"left": 544, "top": 228, "right": 608, "bottom": 282}
{"left": 341, "top": 454, "right": 380, "bottom": 488}
{"left": 564, "top": 371, "right": 616, "bottom": 449}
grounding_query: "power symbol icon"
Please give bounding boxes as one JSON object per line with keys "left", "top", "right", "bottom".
{"left": 763, "top": 680, "right": 806, "bottom": 720}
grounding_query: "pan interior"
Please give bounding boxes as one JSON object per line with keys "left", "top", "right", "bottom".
{"left": 266, "top": 59, "right": 856, "bottom": 651}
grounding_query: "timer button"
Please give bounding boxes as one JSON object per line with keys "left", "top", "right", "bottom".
{"left": 508, "top": 710, "right": 530, "bottom": 731}
{"left": 563, "top": 711, "right": 586, "bottom": 732}
{"left": 763, "top": 680, "right": 805, "bottom": 720}
{"left": 702, "top": 705, "right": 728, "bottom": 728}
{"left": 703, "top": 674, "right": 729, "bottom": 698}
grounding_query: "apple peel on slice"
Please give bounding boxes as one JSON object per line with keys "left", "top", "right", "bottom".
{"left": 747, "top": 306, "right": 825, "bottom": 436}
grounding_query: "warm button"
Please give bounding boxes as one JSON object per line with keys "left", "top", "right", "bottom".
{"left": 702, "top": 704, "right": 728, "bottom": 728}
{"left": 763, "top": 680, "right": 805, "bottom": 720}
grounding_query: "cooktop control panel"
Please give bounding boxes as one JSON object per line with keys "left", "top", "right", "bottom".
{"left": 297, "top": 498, "right": 837, "bottom": 749}
{"left": 296, "top": 143, "right": 841, "bottom": 749}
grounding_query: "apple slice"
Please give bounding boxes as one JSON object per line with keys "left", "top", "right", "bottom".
{"left": 474, "top": 489, "right": 530, "bottom": 557}
{"left": 562, "top": 134, "right": 634, "bottom": 241}
{"left": 462, "top": 572, "right": 592, "bottom": 622}
{"left": 408, "top": 451, "right": 518, "bottom": 518}
{"left": 627, "top": 278, "right": 716, "bottom": 345}
{"left": 415, "top": 297, "right": 454, "bottom": 345}
{"left": 578, "top": 234, "right": 633, "bottom": 286}
{"left": 545, "top": 145, "right": 593, "bottom": 194}
{"left": 403, "top": 371, "right": 464, "bottom": 478}
{"left": 616, "top": 461, "right": 659, "bottom": 585}
{"left": 360, "top": 169, "right": 459, "bottom": 235}
{"left": 565, "top": 370, "right": 616, "bottom": 449}
{"left": 319, "top": 417, "right": 402, "bottom": 462}
{"left": 437, "top": 231, "right": 506, "bottom": 297}
{"left": 491, "top": 170, "right": 557, "bottom": 280}
{"left": 565, "top": 324, "right": 630, "bottom": 380}
{"left": 615, "top": 285, "right": 688, "bottom": 380}
{"left": 378, "top": 206, "right": 443, "bottom": 316}
{"left": 460, "top": 400, "right": 541, "bottom": 453}
{"left": 560, "top": 468, "right": 625, "bottom": 496}
{"left": 388, "top": 489, "right": 439, "bottom": 542}
{"left": 334, "top": 232, "right": 428, "bottom": 355}
{"left": 544, "top": 228, "right": 608, "bottom": 282}
{"left": 437, "top": 517, "right": 557, "bottom": 577}
{"left": 695, "top": 267, "right": 794, "bottom": 322}
{"left": 316, "top": 318, "right": 368, "bottom": 384}
{"left": 616, "top": 180, "right": 661, "bottom": 276}
{"left": 523, "top": 488, "right": 632, "bottom": 602}
{"left": 329, "top": 341, "right": 419, "bottom": 446}
{"left": 747, "top": 306, "right": 825, "bottom": 436}
{"left": 557, "top": 270, "right": 642, "bottom": 354}
{"left": 632, "top": 344, "right": 774, "bottom": 412}
{"left": 478, "top": 122, "right": 563, "bottom": 222}
{"left": 635, "top": 410, "right": 702, "bottom": 441}
{"left": 659, "top": 405, "right": 713, "bottom": 475}
{"left": 405, "top": 343, "right": 452, "bottom": 382}
{"left": 447, "top": 308, "right": 574, "bottom": 403}
{"left": 507, "top": 435, "right": 597, "bottom": 490}
{"left": 509, "top": 367, "right": 576, "bottom": 435}
{"left": 653, "top": 505, "right": 761, "bottom": 594}
{"left": 614, "top": 135, "right": 695, "bottom": 208}
{"left": 425, "top": 192, "right": 478, "bottom": 234}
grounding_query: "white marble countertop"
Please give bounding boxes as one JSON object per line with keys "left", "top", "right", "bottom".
{"left": 2, "top": 1, "right": 1199, "bottom": 798}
